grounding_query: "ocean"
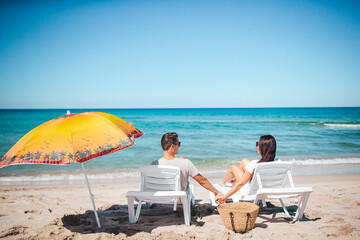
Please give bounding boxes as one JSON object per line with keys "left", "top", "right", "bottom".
{"left": 0, "top": 108, "right": 359, "bottom": 185}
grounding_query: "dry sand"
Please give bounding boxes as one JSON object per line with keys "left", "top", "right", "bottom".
{"left": 0, "top": 174, "right": 359, "bottom": 239}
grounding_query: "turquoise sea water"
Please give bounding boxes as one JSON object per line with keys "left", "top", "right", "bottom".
{"left": 0, "top": 108, "right": 359, "bottom": 184}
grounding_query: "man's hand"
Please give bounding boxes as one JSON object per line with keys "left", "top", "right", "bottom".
{"left": 215, "top": 193, "right": 224, "bottom": 202}
{"left": 215, "top": 194, "right": 227, "bottom": 204}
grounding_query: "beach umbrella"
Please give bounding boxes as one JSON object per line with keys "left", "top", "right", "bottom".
{"left": 0, "top": 111, "right": 143, "bottom": 228}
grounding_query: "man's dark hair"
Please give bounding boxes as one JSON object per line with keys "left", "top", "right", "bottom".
{"left": 161, "top": 132, "right": 178, "bottom": 151}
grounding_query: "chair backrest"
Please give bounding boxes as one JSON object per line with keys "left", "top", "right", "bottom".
{"left": 140, "top": 165, "right": 182, "bottom": 192}
{"left": 248, "top": 162, "right": 293, "bottom": 196}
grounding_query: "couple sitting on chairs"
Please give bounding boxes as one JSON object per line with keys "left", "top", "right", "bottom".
{"left": 152, "top": 132, "right": 277, "bottom": 204}
{"left": 127, "top": 132, "right": 312, "bottom": 225}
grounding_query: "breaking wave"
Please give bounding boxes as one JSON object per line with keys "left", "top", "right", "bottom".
{"left": 324, "top": 124, "right": 360, "bottom": 129}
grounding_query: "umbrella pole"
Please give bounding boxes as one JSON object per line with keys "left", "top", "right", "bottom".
{"left": 81, "top": 163, "right": 101, "bottom": 228}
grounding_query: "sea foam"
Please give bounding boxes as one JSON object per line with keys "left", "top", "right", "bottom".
{"left": 324, "top": 124, "right": 360, "bottom": 129}
{"left": 0, "top": 171, "right": 139, "bottom": 186}
{"left": 289, "top": 157, "right": 360, "bottom": 165}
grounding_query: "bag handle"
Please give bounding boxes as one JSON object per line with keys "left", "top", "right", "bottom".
{"left": 229, "top": 212, "right": 250, "bottom": 233}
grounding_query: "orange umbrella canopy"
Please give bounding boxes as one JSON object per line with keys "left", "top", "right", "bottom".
{"left": 0, "top": 112, "right": 143, "bottom": 168}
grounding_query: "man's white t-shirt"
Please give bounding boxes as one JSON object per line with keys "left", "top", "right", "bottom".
{"left": 151, "top": 158, "right": 200, "bottom": 191}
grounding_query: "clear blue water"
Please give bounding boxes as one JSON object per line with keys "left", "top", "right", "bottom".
{"left": 0, "top": 108, "right": 359, "bottom": 181}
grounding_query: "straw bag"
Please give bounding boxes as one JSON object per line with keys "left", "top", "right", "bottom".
{"left": 218, "top": 202, "right": 259, "bottom": 233}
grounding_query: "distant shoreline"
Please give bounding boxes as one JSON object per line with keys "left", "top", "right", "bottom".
{"left": 1, "top": 161, "right": 359, "bottom": 186}
{"left": 0, "top": 106, "right": 360, "bottom": 110}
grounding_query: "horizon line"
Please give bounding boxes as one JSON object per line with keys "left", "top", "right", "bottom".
{"left": 0, "top": 106, "right": 359, "bottom": 110}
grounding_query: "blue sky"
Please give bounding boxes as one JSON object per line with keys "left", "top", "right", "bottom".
{"left": 0, "top": 0, "right": 359, "bottom": 108}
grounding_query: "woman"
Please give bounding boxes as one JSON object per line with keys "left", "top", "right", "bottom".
{"left": 215, "top": 135, "right": 277, "bottom": 204}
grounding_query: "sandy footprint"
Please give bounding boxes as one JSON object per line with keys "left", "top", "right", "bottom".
{"left": 338, "top": 223, "right": 355, "bottom": 235}
{"left": 24, "top": 209, "right": 43, "bottom": 214}
{"left": 0, "top": 225, "right": 29, "bottom": 238}
{"left": 319, "top": 223, "right": 355, "bottom": 238}
{"left": 325, "top": 216, "right": 345, "bottom": 223}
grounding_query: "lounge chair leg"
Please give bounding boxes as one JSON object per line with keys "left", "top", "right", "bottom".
{"left": 294, "top": 193, "right": 310, "bottom": 221}
{"left": 262, "top": 197, "right": 266, "bottom": 207}
{"left": 182, "top": 196, "right": 190, "bottom": 226}
{"left": 188, "top": 195, "right": 192, "bottom": 224}
{"left": 209, "top": 191, "right": 217, "bottom": 206}
{"left": 279, "top": 198, "right": 291, "bottom": 218}
{"left": 127, "top": 197, "right": 135, "bottom": 224}
{"left": 134, "top": 199, "right": 142, "bottom": 223}
{"left": 190, "top": 184, "right": 195, "bottom": 206}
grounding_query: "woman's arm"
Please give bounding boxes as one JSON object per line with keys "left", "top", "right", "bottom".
{"left": 215, "top": 170, "right": 253, "bottom": 204}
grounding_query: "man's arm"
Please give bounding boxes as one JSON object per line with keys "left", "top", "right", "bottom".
{"left": 193, "top": 174, "right": 222, "bottom": 196}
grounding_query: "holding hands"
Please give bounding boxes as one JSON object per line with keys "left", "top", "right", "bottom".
{"left": 215, "top": 194, "right": 227, "bottom": 204}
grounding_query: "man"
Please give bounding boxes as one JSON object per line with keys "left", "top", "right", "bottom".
{"left": 151, "top": 132, "right": 222, "bottom": 199}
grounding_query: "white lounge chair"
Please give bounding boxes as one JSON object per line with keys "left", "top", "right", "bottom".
{"left": 126, "top": 165, "right": 193, "bottom": 226}
{"left": 209, "top": 162, "right": 312, "bottom": 221}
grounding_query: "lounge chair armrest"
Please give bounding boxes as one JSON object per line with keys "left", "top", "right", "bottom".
{"left": 256, "top": 187, "right": 313, "bottom": 196}
{"left": 126, "top": 191, "right": 187, "bottom": 198}
{"left": 255, "top": 187, "right": 313, "bottom": 221}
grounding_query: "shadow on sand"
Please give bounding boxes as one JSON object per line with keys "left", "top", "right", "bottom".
{"left": 60, "top": 203, "right": 217, "bottom": 236}
{"left": 60, "top": 201, "right": 320, "bottom": 236}
{"left": 257, "top": 203, "right": 321, "bottom": 225}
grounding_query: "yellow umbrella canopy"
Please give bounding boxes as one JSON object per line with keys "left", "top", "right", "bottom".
{"left": 0, "top": 112, "right": 143, "bottom": 168}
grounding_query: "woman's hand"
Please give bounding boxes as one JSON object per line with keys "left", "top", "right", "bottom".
{"left": 215, "top": 194, "right": 227, "bottom": 204}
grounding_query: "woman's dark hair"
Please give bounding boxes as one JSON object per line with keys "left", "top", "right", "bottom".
{"left": 161, "top": 132, "right": 178, "bottom": 151}
{"left": 258, "top": 135, "right": 276, "bottom": 163}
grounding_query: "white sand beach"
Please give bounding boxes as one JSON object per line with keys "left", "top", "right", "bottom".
{"left": 0, "top": 173, "right": 359, "bottom": 239}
